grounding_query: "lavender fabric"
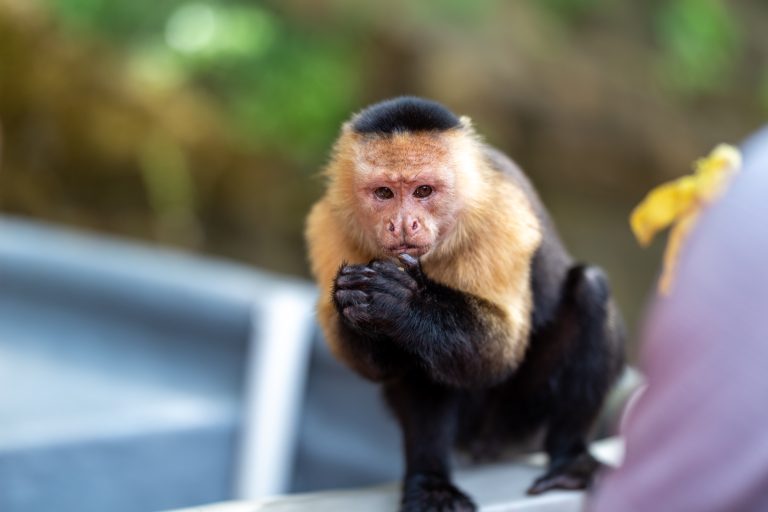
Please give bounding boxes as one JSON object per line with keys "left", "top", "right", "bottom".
{"left": 590, "top": 129, "right": 768, "bottom": 511}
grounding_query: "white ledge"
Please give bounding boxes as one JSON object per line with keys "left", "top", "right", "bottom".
{"left": 170, "top": 438, "right": 623, "bottom": 512}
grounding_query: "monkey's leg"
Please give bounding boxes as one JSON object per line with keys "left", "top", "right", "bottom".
{"left": 385, "top": 375, "right": 477, "bottom": 512}
{"left": 527, "top": 265, "right": 624, "bottom": 495}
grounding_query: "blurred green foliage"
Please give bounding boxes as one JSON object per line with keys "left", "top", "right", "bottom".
{"left": 1, "top": 0, "right": 765, "bottom": 351}
{"left": 656, "top": 0, "right": 741, "bottom": 95}
{"left": 538, "top": 0, "right": 606, "bottom": 23}
{"left": 40, "top": 0, "right": 757, "bottom": 160}
{"left": 48, "top": 0, "right": 363, "bottom": 161}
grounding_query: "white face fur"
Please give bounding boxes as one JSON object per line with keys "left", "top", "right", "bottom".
{"left": 350, "top": 131, "right": 476, "bottom": 259}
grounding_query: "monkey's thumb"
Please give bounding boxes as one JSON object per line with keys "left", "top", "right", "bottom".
{"left": 397, "top": 253, "right": 419, "bottom": 269}
{"left": 398, "top": 253, "right": 425, "bottom": 282}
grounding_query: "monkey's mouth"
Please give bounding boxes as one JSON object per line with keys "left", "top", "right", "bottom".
{"left": 388, "top": 244, "right": 429, "bottom": 257}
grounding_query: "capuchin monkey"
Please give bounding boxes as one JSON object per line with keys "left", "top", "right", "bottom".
{"left": 305, "top": 97, "right": 625, "bottom": 512}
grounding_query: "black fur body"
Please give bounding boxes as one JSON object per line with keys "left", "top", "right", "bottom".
{"left": 326, "top": 98, "right": 626, "bottom": 512}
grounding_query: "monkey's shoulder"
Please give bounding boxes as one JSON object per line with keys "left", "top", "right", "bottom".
{"left": 482, "top": 146, "right": 546, "bottom": 212}
{"left": 306, "top": 199, "right": 366, "bottom": 291}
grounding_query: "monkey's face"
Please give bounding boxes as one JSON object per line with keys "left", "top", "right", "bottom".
{"left": 351, "top": 133, "right": 464, "bottom": 259}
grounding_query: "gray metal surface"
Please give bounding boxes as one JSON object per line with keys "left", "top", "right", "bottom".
{"left": 166, "top": 439, "right": 625, "bottom": 512}
{"left": 0, "top": 217, "right": 287, "bottom": 511}
{"left": 290, "top": 332, "right": 402, "bottom": 492}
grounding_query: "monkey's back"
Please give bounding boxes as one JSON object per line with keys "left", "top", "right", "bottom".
{"left": 453, "top": 147, "right": 625, "bottom": 457}
{"left": 484, "top": 147, "right": 573, "bottom": 329}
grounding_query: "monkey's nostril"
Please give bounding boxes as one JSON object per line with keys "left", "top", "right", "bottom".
{"left": 412, "top": 221, "right": 418, "bottom": 230}
{"left": 388, "top": 222, "right": 396, "bottom": 232}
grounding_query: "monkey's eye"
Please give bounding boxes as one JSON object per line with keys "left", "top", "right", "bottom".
{"left": 374, "top": 187, "right": 394, "bottom": 200}
{"left": 413, "top": 185, "right": 433, "bottom": 198}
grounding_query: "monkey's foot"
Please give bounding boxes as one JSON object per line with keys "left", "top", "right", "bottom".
{"left": 401, "top": 472, "right": 477, "bottom": 512}
{"left": 526, "top": 452, "right": 601, "bottom": 495}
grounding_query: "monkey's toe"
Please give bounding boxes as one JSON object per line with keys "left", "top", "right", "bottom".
{"left": 401, "top": 473, "right": 477, "bottom": 512}
{"left": 527, "top": 452, "right": 601, "bottom": 495}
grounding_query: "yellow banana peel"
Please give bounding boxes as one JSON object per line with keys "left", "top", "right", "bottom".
{"left": 630, "top": 144, "right": 741, "bottom": 294}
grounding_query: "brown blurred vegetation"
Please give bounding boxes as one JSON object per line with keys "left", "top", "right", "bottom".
{"left": 1, "top": 0, "right": 766, "bottom": 348}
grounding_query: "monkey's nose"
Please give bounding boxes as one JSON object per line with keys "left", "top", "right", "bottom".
{"left": 405, "top": 218, "right": 420, "bottom": 235}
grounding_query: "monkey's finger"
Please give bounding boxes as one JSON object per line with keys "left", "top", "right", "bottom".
{"left": 397, "top": 253, "right": 426, "bottom": 283}
{"left": 368, "top": 258, "right": 400, "bottom": 270}
{"left": 334, "top": 289, "right": 369, "bottom": 306}
{"left": 369, "top": 282, "right": 411, "bottom": 300}
{"left": 397, "top": 253, "right": 419, "bottom": 268}
{"left": 369, "top": 291, "right": 410, "bottom": 310}
{"left": 341, "top": 304, "right": 372, "bottom": 326}
{"left": 336, "top": 273, "right": 372, "bottom": 289}
{"left": 368, "top": 262, "right": 418, "bottom": 291}
{"left": 340, "top": 264, "right": 376, "bottom": 276}
{"left": 369, "top": 259, "right": 415, "bottom": 279}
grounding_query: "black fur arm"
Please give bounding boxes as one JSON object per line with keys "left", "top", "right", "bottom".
{"left": 332, "top": 314, "right": 407, "bottom": 382}
{"left": 333, "top": 256, "right": 515, "bottom": 387}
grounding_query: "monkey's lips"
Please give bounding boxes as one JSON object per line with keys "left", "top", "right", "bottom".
{"left": 388, "top": 244, "right": 429, "bottom": 257}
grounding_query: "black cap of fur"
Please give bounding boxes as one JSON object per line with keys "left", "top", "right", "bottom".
{"left": 352, "top": 97, "right": 461, "bottom": 134}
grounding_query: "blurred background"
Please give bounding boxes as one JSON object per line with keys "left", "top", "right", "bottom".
{"left": 0, "top": 0, "right": 765, "bottom": 510}
{"left": 2, "top": 0, "right": 767, "bottom": 337}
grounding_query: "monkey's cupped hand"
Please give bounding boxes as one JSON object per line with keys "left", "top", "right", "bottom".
{"left": 333, "top": 255, "right": 425, "bottom": 336}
